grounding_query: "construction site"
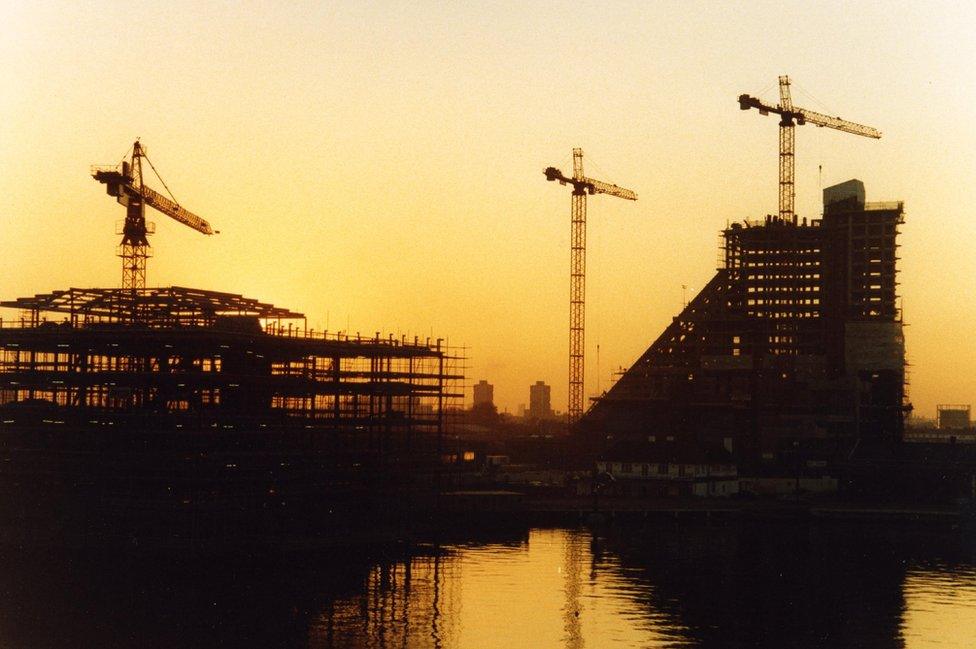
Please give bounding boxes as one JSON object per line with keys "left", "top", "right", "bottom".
{"left": 524, "top": 78, "right": 909, "bottom": 494}
{"left": 0, "top": 74, "right": 970, "bottom": 544}
{"left": 568, "top": 78, "right": 970, "bottom": 501}
{"left": 581, "top": 179, "right": 907, "bottom": 487}
{"left": 0, "top": 141, "right": 465, "bottom": 542}
{"left": 0, "top": 287, "right": 463, "bottom": 452}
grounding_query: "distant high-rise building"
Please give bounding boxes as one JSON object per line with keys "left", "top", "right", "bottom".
{"left": 473, "top": 380, "right": 494, "bottom": 408}
{"left": 528, "top": 381, "right": 554, "bottom": 419}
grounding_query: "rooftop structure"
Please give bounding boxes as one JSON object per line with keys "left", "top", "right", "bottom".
{"left": 937, "top": 405, "right": 971, "bottom": 430}
{"left": 1, "top": 286, "right": 301, "bottom": 327}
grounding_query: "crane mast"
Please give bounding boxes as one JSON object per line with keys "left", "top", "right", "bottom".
{"left": 778, "top": 76, "right": 795, "bottom": 223}
{"left": 739, "top": 75, "right": 881, "bottom": 224}
{"left": 92, "top": 140, "right": 214, "bottom": 290}
{"left": 544, "top": 149, "right": 637, "bottom": 425}
{"left": 119, "top": 141, "right": 149, "bottom": 290}
{"left": 570, "top": 149, "right": 586, "bottom": 427}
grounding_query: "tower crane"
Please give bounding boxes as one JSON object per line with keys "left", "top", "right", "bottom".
{"left": 92, "top": 140, "right": 214, "bottom": 290}
{"left": 544, "top": 149, "right": 637, "bottom": 425}
{"left": 739, "top": 75, "right": 881, "bottom": 224}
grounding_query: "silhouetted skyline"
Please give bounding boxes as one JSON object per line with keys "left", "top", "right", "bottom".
{"left": 3, "top": 1, "right": 974, "bottom": 416}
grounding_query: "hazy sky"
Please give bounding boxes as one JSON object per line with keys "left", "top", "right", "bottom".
{"left": 2, "top": 0, "right": 974, "bottom": 416}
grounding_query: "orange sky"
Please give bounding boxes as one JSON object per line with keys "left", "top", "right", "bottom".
{"left": 2, "top": 1, "right": 974, "bottom": 417}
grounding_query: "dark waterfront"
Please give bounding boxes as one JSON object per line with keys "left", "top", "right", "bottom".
{"left": 0, "top": 520, "right": 973, "bottom": 648}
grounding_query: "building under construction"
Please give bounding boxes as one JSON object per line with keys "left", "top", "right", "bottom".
{"left": 582, "top": 180, "right": 907, "bottom": 482}
{"left": 0, "top": 286, "right": 464, "bottom": 541}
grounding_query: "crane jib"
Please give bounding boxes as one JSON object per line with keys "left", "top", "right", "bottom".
{"left": 138, "top": 184, "right": 214, "bottom": 235}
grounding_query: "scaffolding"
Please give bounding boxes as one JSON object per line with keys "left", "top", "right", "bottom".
{"left": 0, "top": 287, "right": 465, "bottom": 458}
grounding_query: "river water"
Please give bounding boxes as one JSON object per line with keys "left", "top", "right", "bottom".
{"left": 1, "top": 520, "right": 974, "bottom": 648}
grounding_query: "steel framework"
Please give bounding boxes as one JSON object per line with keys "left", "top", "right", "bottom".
{"left": 570, "top": 151, "right": 586, "bottom": 427}
{"left": 0, "top": 287, "right": 464, "bottom": 450}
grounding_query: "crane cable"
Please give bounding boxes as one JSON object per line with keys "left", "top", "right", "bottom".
{"left": 792, "top": 82, "right": 836, "bottom": 115}
{"left": 140, "top": 151, "right": 182, "bottom": 207}
{"left": 116, "top": 143, "right": 134, "bottom": 169}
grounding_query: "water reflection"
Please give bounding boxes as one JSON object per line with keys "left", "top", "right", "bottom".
{"left": 0, "top": 522, "right": 973, "bottom": 648}
{"left": 901, "top": 562, "right": 976, "bottom": 647}
{"left": 309, "top": 553, "right": 459, "bottom": 649}
{"left": 310, "top": 524, "right": 976, "bottom": 649}
{"left": 599, "top": 522, "right": 911, "bottom": 648}
{"left": 308, "top": 530, "right": 691, "bottom": 649}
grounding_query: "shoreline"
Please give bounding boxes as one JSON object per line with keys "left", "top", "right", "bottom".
{"left": 0, "top": 493, "right": 968, "bottom": 555}
{"left": 436, "top": 491, "right": 970, "bottom": 526}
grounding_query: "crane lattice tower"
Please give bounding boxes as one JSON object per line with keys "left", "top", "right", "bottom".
{"left": 544, "top": 149, "right": 637, "bottom": 425}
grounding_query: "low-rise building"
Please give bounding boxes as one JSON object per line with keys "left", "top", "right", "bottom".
{"left": 595, "top": 441, "right": 738, "bottom": 497}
